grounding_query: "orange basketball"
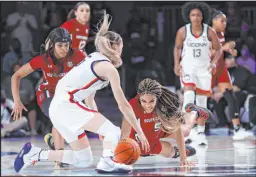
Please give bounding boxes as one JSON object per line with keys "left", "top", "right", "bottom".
{"left": 114, "top": 138, "right": 141, "bottom": 165}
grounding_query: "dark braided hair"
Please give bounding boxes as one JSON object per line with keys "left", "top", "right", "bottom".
{"left": 181, "top": 2, "right": 212, "bottom": 24}
{"left": 137, "top": 78, "right": 184, "bottom": 133}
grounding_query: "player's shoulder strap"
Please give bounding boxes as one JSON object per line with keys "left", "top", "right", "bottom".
{"left": 184, "top": 23, "right": 191, "bottom": 40}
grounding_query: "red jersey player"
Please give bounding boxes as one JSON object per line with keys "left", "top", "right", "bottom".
{"left": 11, "top": 27, "right": 85, "bottom": 169}
{"left": 61, "top": 2, "right": 90, "bottom": 54}
{"left": 121, "top": 78, "right": 214, "bottom": 166}
{"left": 210, "top": 10, "right": 251, "bottom": 140}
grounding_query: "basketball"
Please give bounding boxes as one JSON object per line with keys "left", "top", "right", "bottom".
{"left": 114, "top": 138, "right": 141, "bottom": 165}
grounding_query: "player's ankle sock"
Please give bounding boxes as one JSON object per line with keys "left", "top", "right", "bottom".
{"left": 102, "top": 149, "right": 113, "bottom": 158}
{"left": 234, "top": 124, "right": 241, "bottom": 132}
{"left": 198, "top": 125, "right": 205, "bottom": 133}
{"left": 182, "top": 90, "right": 195, "bottom": 112}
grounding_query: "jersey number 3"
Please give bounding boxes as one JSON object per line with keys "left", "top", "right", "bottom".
{"left": 193, "top": 49, "right": 201, "bottom": 58}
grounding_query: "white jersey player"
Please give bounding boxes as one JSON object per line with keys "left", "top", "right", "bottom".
{"left": 174, "top": 2, "right": 221, "bottom": 145}
{"left": 13, "top": 13, "right": 149, "bottom": 174}
{"left": 180, "top": 23, "right": 212, "bottom": 93}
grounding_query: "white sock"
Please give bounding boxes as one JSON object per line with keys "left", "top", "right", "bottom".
{"left": 182, "top": 90, "right": 195, "bottom": 112}
{"left": 39, "top": 150, "right": 50, "bottom": 160}
{"left": 198, "top": 125, "right": 205, "bottom": 133}
{"left": 196, "top": 95, "right": 207, "bottom": 108}
{"left": 102, "top": 149, "right": 113, "bottom": 157}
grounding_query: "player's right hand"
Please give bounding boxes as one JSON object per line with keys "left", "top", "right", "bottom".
{"left": 174, "top": 64, "right": 181, "bottom": 76}
{"left": 180, "top": 159, "right": 195, "bottom": 167}
{"left": 11, "top": 100, "right": 28, "bottom": 120}
{"left": 136, "top": 133, "right": 150, "bottom": 153}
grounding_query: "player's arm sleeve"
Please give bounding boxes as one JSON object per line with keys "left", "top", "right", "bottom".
{"left": 61, "top": 22, "right": 72, "bottom": 33}
{"left": 29, "top": 56, "right": 42, "bottom": 70}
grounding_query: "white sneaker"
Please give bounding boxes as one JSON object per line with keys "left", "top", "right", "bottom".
{"left": 14, "top": 142, "right": 41, "bottom": 172}
{"left": 185, "top": 127, "right": 198, "bottom": 143}
{"left": 96, "top": 157, "right": 132, "bottom": 173}
{"left": 233, "top": 128, "right": 254, "bottom": 141}
{"left": 196, "top": 132, "right": 208, "bottom": 146}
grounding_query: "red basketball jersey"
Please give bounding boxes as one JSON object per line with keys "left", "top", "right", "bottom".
{"left": 128, "top": 96, "right": 162, "bottom": 141}
{"left": 61, "top": 18, "right": 89, "bottom": 52}
{"left": 215, "top": 31, "right": 225, "bottom": 73}
{"left": 29, "top": 49, "right": 85, "bottom": 95}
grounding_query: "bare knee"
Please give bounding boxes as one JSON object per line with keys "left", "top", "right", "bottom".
{"left": 183, "top": 129, "right": 190, "bottom": 137}
{"left": 159, "top": 141, "right": 174, "bottom": 158}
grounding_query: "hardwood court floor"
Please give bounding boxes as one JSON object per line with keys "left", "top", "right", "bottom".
{"left": 1, "top": 135, "right": 256, "bottom": 176}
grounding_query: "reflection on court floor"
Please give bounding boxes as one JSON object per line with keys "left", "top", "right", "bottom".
{"left": 1, "top": 136, "right": 256, "bottom": 176}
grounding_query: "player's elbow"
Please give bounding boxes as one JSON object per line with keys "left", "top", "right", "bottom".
{"left": 118, "top": 102, "right": 131, "bottom": 114}
{"left": 11, "top": 72, "right": 21, "bottom": 82}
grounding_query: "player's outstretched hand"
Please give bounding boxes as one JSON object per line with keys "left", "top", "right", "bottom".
{"left": 136, "top": 133, "right": 150, "bottom": 153}
{"left": 180, "top": 159, "right": 195, "bottom": 167}
{"left": 11, "top": 100, "right": 28, "bottom": 120}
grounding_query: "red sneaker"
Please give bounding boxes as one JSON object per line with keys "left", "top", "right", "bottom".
{"left": 185, "top": 103, "right": 214, "bottom": 121}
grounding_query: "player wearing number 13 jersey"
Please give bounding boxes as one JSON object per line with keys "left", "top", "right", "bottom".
{"left": 61, "top": 2, "right": 90, "bottom": 54}
{"left": 174, "top": 2, "right": 221, "bottom": 146}
{"left": 179, "top": 23, "right": 219, "bottom": 96}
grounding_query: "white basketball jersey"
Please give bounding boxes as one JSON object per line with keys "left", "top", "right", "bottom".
{"left": 55, "top": 52, "right": 110, "bottom": 102}
{"left": 181, "top": 23, "right": 211, "bottom": 67}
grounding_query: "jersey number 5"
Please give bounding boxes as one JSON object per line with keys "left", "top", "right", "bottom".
{"left": 193, "top": 49, "right": 201, "bottom": 58}
{"left": 154, "top": 122, "right": 161, "bottom": 132}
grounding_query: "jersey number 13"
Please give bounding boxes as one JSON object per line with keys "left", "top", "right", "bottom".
{"left": 193, "top": 49, "right": 201, "bottom": 58}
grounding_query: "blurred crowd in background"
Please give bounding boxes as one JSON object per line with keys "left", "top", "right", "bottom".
{"left": 1, "top": 1, "right": 256, "bottom": 138}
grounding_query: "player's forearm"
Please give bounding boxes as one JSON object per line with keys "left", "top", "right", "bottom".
{"left": 174, "top": 47, "right": 181, "bottom": 66}
{"left": 120, "top": 117, "right": 132, "bottom": 139}
{"left": 174, "top": 127, "right": 187, "bottom": 161}
{"left": 211, "top": 47, "right": 222, "bottom": 64}
{"left": 11, "top": 75, "right": 21, "bottom": 102}
{"left": 119, "top": 104, "right": 144, "bottom": 136}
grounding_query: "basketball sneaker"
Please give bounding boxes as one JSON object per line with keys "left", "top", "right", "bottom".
{"left": 14, "top": 142, "right": 41, "bottom": 172}
{"left": 172, "top": 145, "right": 196, "bottom": 158}
{"left": 195, "top": 132, "right": 208, "bottom": 146}
{"left": 96, "top": 156, "right": 132, "bottom": 173}
{"left": 185, "top": 126, "right": 197, "bottom": 144}
{"left": 44, "top": 133, "right": 70, "bottom": 170}
{"left": 185, "top": 103, "right": 214, "bottom": 121}
{"left": 44, "top": 133, "right": 55, "bottom": 150}
{"left": 185, "top": 127, "right": 208, "bottom": 145}
{"left": 233, "top": 128, "right": 255, "bottom": 141}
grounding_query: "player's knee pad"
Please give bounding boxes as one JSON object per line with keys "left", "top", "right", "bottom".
{"left": 223, "top": 89, "right": 239, "bottom": 118}
{"left": 73, "top": 146, "right": 93, "bottom": 168}
{"left": 96, "top": 120, "right": 121, "bottom": 146}
{"left": 182, "top": 90, "right": 195, "bottom": 111}
{"left": 196, "top": 95, "right": 207, "bottom": 108}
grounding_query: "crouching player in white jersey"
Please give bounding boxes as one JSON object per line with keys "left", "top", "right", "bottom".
{"left": 13, "top": 12, "right": 149, "bottom": 173}
{"left": 174, "top": 2, "right": 222, "bottom": 145}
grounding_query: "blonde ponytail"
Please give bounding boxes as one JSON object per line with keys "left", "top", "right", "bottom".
{"left": 94, "top": 12, "right": 123, "bottom": 67}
